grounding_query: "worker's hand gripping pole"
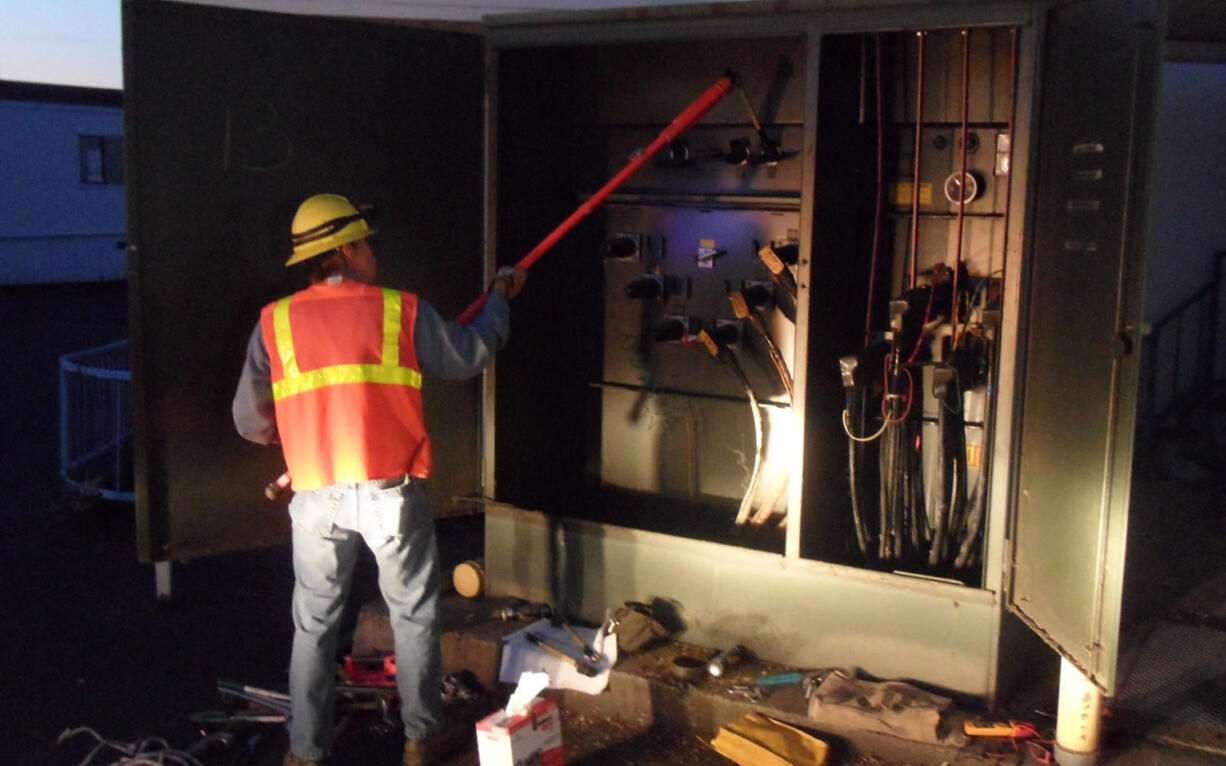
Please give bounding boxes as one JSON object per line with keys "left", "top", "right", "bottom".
{"left": 455, "top": 71, "right": 738, "bottom": 325}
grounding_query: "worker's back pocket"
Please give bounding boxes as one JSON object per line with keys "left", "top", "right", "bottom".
{"left": 288, "top": 487, "right": 343, "bottom": 537}
{"left": 367, "top": 475, "right": 428, "bottom": 540}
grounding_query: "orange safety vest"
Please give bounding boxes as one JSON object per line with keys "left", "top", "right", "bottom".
{"left": 260, "top": 279, "right": 431, "bottom": 490}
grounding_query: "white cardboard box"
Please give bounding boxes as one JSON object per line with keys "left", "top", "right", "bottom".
{"left": 475, "top": 696, "right": 564, "bottom": 766}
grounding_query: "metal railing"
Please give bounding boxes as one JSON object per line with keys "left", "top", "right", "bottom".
{"left": 1138, "top": 251, "right": 1226, "bottom": 438}
{"left": 59, "top": 339, "right": 133, "bottom": 502}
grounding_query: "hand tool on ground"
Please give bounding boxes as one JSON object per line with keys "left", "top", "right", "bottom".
{"left": 342, "top": 653, "right": 397, "bottom": 686}
{"left": 708, "top": 644, "right": 748, "bottom": 677}
{"left": 217, "top": 681, "right": 293, "bottom": 715}
{"left": 525, "top": 631, "right": 598, "bottom": 677}
{"left": 755, "top": 671, "right": 805, "bottom": 686}
{"left": 190, "top": 709, "right": 288, "bottom": 725}
{"left": 334, "top": 683, "right": 401, "bottom": 698}
{"left": 184, "top": 731, "right": 236, "bottom": 757}
{"left": 964, "top": 721, "right": 1032, "bottom": 737}
{"left": 497, "top": 599, "right": 554, "bottom": 621}
{"left": 558, "top": 618, "right": 602, "bottom": 663}
{"left": 728, "top": 683, "right": 765, "bottom": 703}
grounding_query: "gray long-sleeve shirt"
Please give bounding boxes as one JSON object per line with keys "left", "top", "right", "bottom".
{"left": 232, "top": 281, "right": 510, "bottom": 445}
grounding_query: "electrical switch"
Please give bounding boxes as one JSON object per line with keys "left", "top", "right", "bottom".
{"left": 624, "top": 274, "right": 665, "bottom": 300}
{"left": 654, "top": 315, "right": 690, "bottom": 343}
{"left": 711, "top": 319, "right": 743, "bottom": 348}
{"left": 656, "top": 139, "right": 693, "bottom": 167}
{"left": 604, "top": 233, "right": 642, "bottom": 262}
{"left": 741, "top": 281, "right": 774, "bottom": 310}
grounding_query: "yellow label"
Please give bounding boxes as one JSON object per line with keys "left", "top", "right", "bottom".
{"left": 966, "top": 442, "right": 983, "bottom": 469}
{"left": 891, "top": 181, "right": 932, "bottom": 206}
{"left": 699, "top": 238, "right": 716, "bottom": 249}
{"left": 758, "top": 246, "right": 785, "bottom": 275}
{"left": 697, "top": 329, "right": 719, "bottom": 356}
{"left": 728, "top": 291, "right": 750, "bottom": 319}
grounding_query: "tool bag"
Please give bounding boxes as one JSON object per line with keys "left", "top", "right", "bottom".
{"left": 610, "top": 601, "right": 669, "bottom": 653}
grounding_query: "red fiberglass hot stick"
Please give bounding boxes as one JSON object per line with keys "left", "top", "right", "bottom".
{"left": 455, "top": 71, "right": 739, "bottom": 325}
{"left": 265, "top": 72, "right": 738, "bottom": 501}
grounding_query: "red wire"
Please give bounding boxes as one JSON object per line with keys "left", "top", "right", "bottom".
{"left": 864, "top": 33, "right": 884, "bottom": 347}
{"left": 905, "top": 285, "right": 935, "bottom": 365}
{"left": 951, "top": 29, "right": 969, "bottom": 347}
{"left": 981, "top": 721, "right": 1053, "bottom": 763}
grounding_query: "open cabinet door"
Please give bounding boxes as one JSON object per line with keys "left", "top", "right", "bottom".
{"left": 124, "top": 0, "right": 485, "bottom": 561}
{"left": 1009, "top": 0, "right": 1163, "bottom": 694}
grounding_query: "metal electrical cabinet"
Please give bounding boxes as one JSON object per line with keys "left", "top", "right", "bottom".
{"left": 125, "top": 0, "right": 1168, "bottom": 704}
{"left": 480, "top": 0, "right": 1160, "bottom": 703}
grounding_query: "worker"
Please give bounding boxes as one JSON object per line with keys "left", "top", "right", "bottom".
{"left": 232, "top": 193, "right": 525, "bottom": 766}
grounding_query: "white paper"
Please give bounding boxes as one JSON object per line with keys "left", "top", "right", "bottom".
{"left": 506, "top": 671, "right": 549, "bottom": 716}
{"left": 498, "top": 619, "right": 618, "bottom": 695}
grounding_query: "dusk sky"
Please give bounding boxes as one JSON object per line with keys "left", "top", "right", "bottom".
{"left": 3, "top": 0, "right": 771, "bottom": 91}
{"left": 1, "top": 0, "right": 122, "bottom": 89}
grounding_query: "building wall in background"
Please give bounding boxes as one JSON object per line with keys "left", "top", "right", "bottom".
{"left": 0, "top": 82, "right": 125, "bottom": 285}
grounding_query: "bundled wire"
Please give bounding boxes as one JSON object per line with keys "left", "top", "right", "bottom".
{"left": 749, "top": 475, "right": 789, "bottom": 526}
{"left": 955, "top": 329, "right": 994, "bottom": 568}
{"left": 878, "top": 331, "right": 908, "bottom": 559}
{"left": 697, "top": 330, "right": 765, "bottom": 525}
{"left": 729, "top": 290, "right": 793, "bottom": 400}
{"left": 880, "top": 294, "right": 936, "bottom": 561}
{"left": 928, "top": 365, "right": 967, "bottom": 567}
{"left": 863, "top": 33, "right": 885, "bottom": 347}
{"left": 840, "top": 354, "right": 875, "bottom": 554}
{"left": 57, "top": 727, "right": 206, "bottom": 766}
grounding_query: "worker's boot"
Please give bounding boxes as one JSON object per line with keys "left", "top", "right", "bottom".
{"left": 282, "top": 751, "right": 323, "bottom": 766}
{"left": 402, "top": 736, "right": 431, "bottom": 766}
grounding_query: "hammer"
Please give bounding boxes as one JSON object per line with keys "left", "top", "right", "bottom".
{"left": 525, "top": 631, "right": 597, "bottom": 677}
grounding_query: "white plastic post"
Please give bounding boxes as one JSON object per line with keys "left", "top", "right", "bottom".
{"left": 155, "top": 561, "right": 172, "bottom": 602}
{"left": 1054, "top": 655, "right": 1102, "bottom": 765}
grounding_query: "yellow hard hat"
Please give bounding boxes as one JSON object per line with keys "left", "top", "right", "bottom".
{"left": 287, "top": 193, "right": 377, "bottom": 266}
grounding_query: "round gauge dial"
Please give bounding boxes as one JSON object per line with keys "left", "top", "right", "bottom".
{"left": 943, "top": 171, "right": 982, "bottom": 204}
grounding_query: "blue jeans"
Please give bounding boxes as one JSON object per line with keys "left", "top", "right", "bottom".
{"left": 286, "top": 475, "right": 442, "bottom": 761}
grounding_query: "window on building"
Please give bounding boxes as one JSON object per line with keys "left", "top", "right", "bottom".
{"left": 79, "top": 135, "right": 124, "bottom": 184}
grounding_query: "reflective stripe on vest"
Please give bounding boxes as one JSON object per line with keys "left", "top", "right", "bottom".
{"left": 270, "top": 287, "right": 422, "bottom": 401}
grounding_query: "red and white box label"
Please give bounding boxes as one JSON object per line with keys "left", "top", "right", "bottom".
{"left": 475, "top": 696, "right": 564, "bottom": 766}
